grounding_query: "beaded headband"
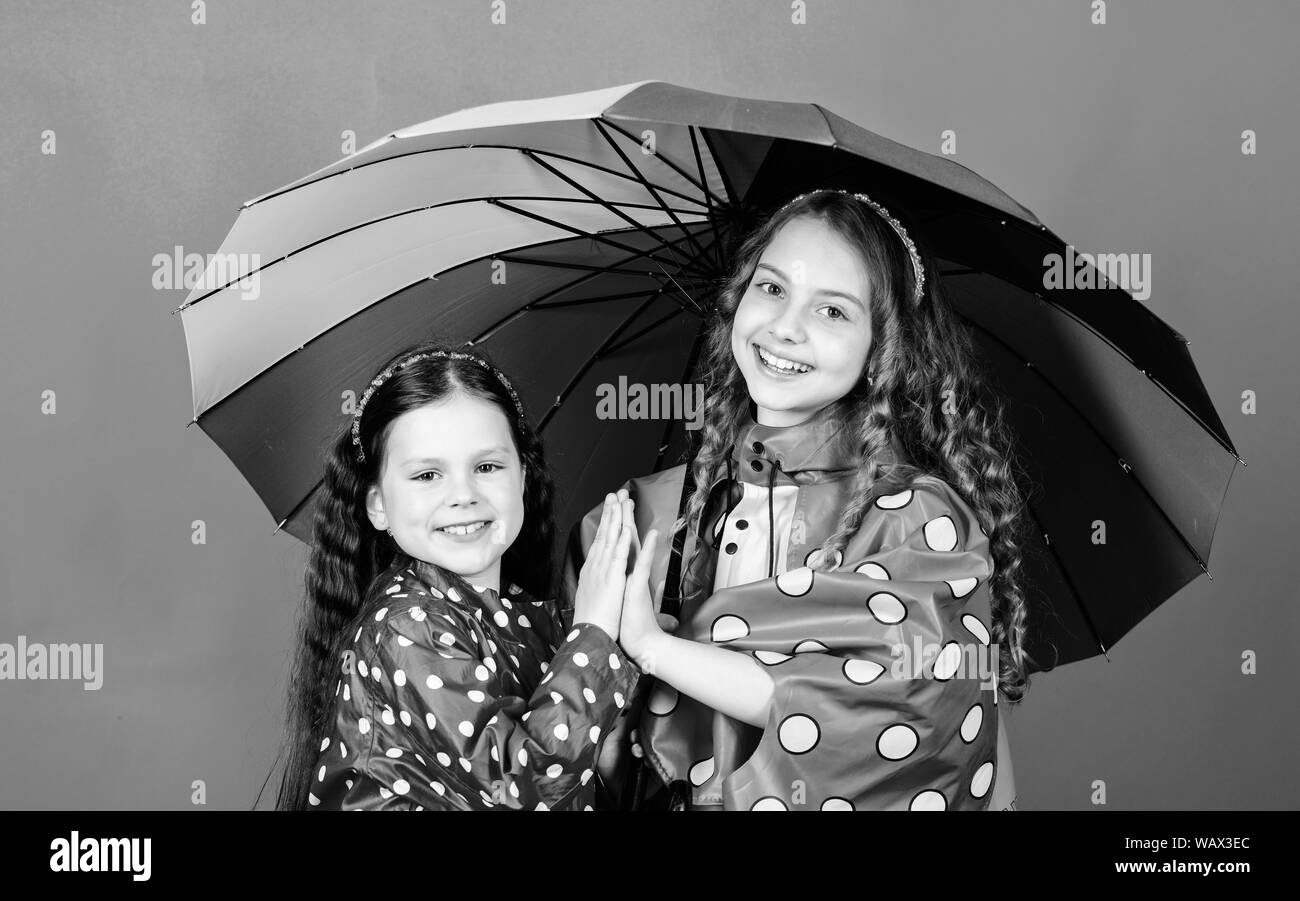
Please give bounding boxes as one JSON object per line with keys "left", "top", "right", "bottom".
{"left": 776, "top": 188, "right": 926, "bottom": 302}
{"left": 351, "top": 350, "right": 526, "bottom": 464}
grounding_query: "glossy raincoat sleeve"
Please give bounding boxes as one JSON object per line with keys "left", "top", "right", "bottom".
{"left": 340, "top": 609, "right": 640, "bottom": 811}
{"left": 678, "top": 479, "right": 1001, "bottom": 811}
{"left": 559, "top": 471, "right": 683, "bottom": 804}
{"left": 559, "top": 470, "right": 680, "bottom": 630}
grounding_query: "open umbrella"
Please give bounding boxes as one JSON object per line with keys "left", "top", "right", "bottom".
{"left": 178, "top": 79, "right": 1241, "bottom": 671}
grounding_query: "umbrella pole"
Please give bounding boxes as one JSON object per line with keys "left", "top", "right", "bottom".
{"left": 628, "top": 451, "right": 697, "bottom": 810}
{"left": 628, "top": 323, "right": 709, "bottom": 809}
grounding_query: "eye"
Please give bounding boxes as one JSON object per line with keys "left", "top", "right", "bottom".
{"left": 755, "top": 280, "right": 783, "bottom": 298}
{"left": 820, "top": 305, "right": 848, "bottom": 321}
{"left": 477, "top": 463, "right": 504, "bottom": 474}
{"left": 413, "top": 471, "right": 438, "bottom": 482}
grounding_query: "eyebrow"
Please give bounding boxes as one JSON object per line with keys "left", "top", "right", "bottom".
{"left": 755, "top": 263, "right": 865, "bottom": 310}
{"left": 401, "top": 446, "right": 512, "bottom": 465}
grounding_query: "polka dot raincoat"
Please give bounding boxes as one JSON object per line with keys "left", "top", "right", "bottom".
{"left": 564, "top": 404, "right": 1004, "bottom": 810}
{"left": 307, "top": 557, "right": 640, "bottom": 810}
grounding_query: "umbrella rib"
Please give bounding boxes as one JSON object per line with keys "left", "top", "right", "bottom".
{"left": 696, "top": 127, "right": 740, "bottom": 206}
{"left": 1018, "top": 496, "right": 1109, "bottom": 666}
{"left": 487, "top": 198, "right": 703, "bottom": 277}
{"left": 654, "top": 316, "right": 711, "bottom": 472}
{"left": 595, "top": 118, "right": 729, "bottom": 210}
{"left": 593, "top": 119, "right": 719, "bottom": 264}
{"left": 538, "top": 284, "right": 678, "bottom": 433}
{"left": 245, "top": 142, "right": 710, "bottom": 212}
{"left": 272, "top": 479, "right": 315, "bottom": 536}
{"left": 492, "top": 262, "right": 717, "bottom": 305}
{"left": 959, "top": 314, "right": 1214, "bottom": 580}
{"left": 945, "top": 271, "right": 1239, "bottom": 462}
{"left": 592, "top": 121, "right": 713, "bottom": 266}
{"left": 644, "top": 266, "right": 708, "bottom": 316}
{"left": 519, "top": 148, "right": 704, "bottom": 275}
{"left": 687, "top": 126, "right": 725, "bottom": 275}
{"left": 1077, "top": 329, "right": 1237, "bottom": 464}
{"left": 605, "top": 306, "right": 693, "bottom": 357}
{"left": 523, "top": 277, "right": 701, "bottom": 319}
{"left": 174, "top": 195, "right": 710, "bottom": 314}
{"left": 201, "top": 227, "right": 713, "bottom": 433}
{"left": 524, "top": 288, "right": 685, "bottom": 312}
{"left": 470, "top": 228, "right": 715, "bottom": 344}
{"left": 521, "top": 146, "right": 709, "bottom": 209}
{"left": 489, "top": 255, "right": 670, "bottom": 278}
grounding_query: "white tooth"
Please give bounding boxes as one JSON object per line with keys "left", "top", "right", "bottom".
{"left": 759, "top": 347, "right": 808, "bottom": 372}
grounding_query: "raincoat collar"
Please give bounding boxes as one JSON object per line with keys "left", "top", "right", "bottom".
{"left": 404, "top": 554, "right": 504, "bottom": 604}
{"left": 730, "top": 402, "right": 859, "bottom": 487}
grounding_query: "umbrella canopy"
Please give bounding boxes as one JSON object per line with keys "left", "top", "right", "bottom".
{"left": 179, "top": 80, "right": 1240, "bottom": 671}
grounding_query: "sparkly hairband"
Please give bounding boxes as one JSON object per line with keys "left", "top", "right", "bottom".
{"left": 778, "top": 188, "right": 926, "bottom": 302}
{"left": 351, "top": 350, "right": 525, "bottom": 464}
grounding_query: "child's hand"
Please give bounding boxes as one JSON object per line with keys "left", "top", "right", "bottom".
{"left": 618, "top": 527, "right": 665, "bottom": 668}
{"left": 572, "top": 491, "right": 632, "bottom": 639}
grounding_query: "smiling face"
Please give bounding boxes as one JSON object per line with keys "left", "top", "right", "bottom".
{"left": 730, "top": 215, "right": 875, "bottom": 427}
{"left": 364, "top": 392, "right": 525, "bottom": 594}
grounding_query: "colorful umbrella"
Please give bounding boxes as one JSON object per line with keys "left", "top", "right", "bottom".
{"left": 178, "top": 80, "right": 1240, "bottom": 670}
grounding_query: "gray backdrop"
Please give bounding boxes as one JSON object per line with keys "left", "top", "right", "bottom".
{"left": 1, "top": 0, "right": 1296, "bottom": 810}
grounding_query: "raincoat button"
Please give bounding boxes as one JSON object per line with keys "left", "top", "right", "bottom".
{"left": 752, "top": 441, "right": 764, "bottom": 453}
{"left": 751, "top": 459, "right": 763, "bottom": 472}
{"left": 725, "top": 542, "right": 738, "bottom": 554}
{"left": 735, "top": 520, "right": 748, "bottom": 530}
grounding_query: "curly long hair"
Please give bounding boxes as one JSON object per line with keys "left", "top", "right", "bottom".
{"left": 267, "top": 338, "right": 557, "bottom": 810}
{"left": 674, "top": 189, "right": 1036, "bottom": 703}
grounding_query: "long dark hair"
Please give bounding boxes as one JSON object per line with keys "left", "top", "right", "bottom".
{"left": 266, "top": 338, "right": 557, "bottom": 810}
{"left": 677, "top": 189, "right": 1036, "bottom": 702}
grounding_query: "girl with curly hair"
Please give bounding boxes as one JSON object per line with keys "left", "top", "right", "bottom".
{"left": 565, "top": 188, "right": 1034, "bottom": 811}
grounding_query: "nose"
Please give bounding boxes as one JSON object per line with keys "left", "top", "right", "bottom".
{"left": 444, "top": 470, "right": 482, "bottom": 508}
{"left": 767, "top": 297, "right": 807, "bottom": 343}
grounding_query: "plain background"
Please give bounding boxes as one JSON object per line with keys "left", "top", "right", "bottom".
{"left": 1, "top": 0, "right": 1296, "bottom": 810}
